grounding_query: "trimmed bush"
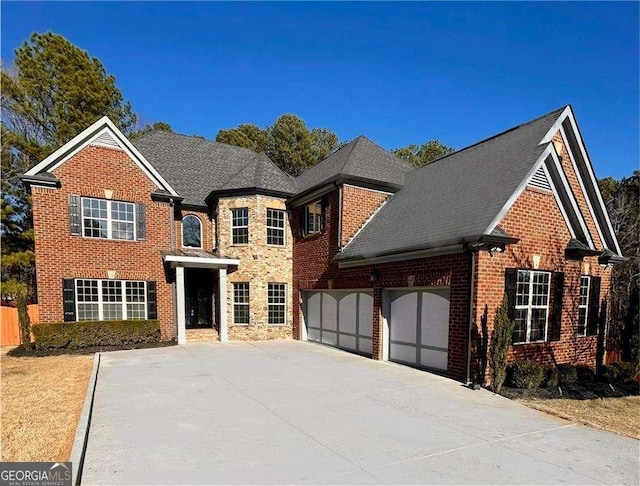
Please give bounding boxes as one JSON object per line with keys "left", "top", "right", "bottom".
{"left": 543, "top": 366, "right": 559, "bottom": 388}
{"left": 33, "top": 320, "right": 161, "bottom": 350}
{"left": 510, "top": 360, "right": 544, "bottom": 389}
{"left": 602, "top": 364, "right": 619, "bottom": 382}
{"left": 611, "top": 362, "right": 637, "bottom": 382}
{"left": 557, "top": 364, "right": 578, "bottom": 385}
{"left": 576, "top": 365, "right": 595, "bottom": 382}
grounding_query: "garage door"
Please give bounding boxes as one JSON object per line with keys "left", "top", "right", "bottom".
{"left": 386, "top": 288, "right": 450, "bottom": 372}
{"left": 303, "top": 291, "right": 373, "bottom": 357}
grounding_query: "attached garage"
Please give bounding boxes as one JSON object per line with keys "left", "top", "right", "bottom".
{"left": 385, "top": 288, "right": 450, "bottom": 372}
{"left": 303, "top": 290, "right": 373, "bottom": 357}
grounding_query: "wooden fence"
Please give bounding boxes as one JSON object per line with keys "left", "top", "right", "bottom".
{"left": 1, "top": 305, "right": 39, "bottom": 346}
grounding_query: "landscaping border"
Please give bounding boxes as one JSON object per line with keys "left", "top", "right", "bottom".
{"left": 69, "top": 352, "right": 100, "bottom": 486}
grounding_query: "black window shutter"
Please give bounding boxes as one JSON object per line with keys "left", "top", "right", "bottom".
{"left": 550, "top": 272, "right": 564, "bottom": 341}
{"left": 146, "top": 281, "right": 157, "bottom": 320}
{"left": 63, "top": 279, "right": 76, "bottom": 322}
{"left": 320, "top": 195, "right": 328, "bottom": 232}
{"left": 68, "top": 195, "right": 81, "bottom": 236}
{"left": 136, "top": 203, "right": 147, "bottom": 240}
{"left": 504, "top": 268, "right": 517, "bottom": 321}
{"left": 587, "top": 276, "right": 601, "bottom": 336}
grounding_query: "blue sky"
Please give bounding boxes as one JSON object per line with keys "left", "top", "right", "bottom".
{"left": 2, "top": 2, "right": 638, "bottom": 179}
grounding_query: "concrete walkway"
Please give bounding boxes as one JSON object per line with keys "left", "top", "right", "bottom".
{"left": 82, "top": 340, "right": 639, "bottom": 485}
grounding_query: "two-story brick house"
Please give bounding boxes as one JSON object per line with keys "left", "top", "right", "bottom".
{"left": 23, "top": 105, "right": 624, "bottom": 383}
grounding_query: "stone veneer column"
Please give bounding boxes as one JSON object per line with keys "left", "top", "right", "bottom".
{"left": 176, "top": 265, "right": 186, "bottom": 345}
{"left": 218, "top": 268, "right": 228, "bottom": 342}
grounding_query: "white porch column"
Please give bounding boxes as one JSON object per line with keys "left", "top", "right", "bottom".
{"left": 218, "top": 268, "right": 228, "bottom": 342}
{"left": 176, "top": 265, "right": 186, "bottom": 345}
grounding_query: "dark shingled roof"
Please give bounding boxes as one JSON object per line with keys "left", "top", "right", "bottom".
{"left": 295, "top": 135, "right": 413, "bottom": 195}
{"left": 132, "top": 131, "right": 296, "bottom": 206}
{"left": 336, "top": 107, "right": 566, "bottom": 261}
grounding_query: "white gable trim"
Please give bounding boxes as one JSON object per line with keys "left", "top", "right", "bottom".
{"left": 483, "top": 146, "right": 551, "bottom": 236}
{"left": 484, "top": 145, "right": 594, "bottom": 249}
{"left": 24, "top": 117, "right": 179, "bottom": 197}
{"left": 541, "top": 106, "right": 621, "bottom": 255}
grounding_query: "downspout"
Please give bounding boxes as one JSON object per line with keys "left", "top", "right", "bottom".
{"left": 169, "top": 198, "right": 178, "bottom": 339}
{"left": 465, "top": 249, "right": 476, "bottom": 385}
{"left": 337, "top": 185, "right": 343, "bottom": 249}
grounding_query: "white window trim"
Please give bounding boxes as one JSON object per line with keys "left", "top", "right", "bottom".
{"left": 268, "top": 282, "right": 287, "bottom": 326}
{"left": 266, "top": 208, "right": 286, "bottom": 246}
{"left": 75, "top": 279, "right": 147, "bottom": 321}
{"left": 230, "top": 208, "right": 249, "bottom": 246}
{"left": 182, "top": 214, "right": 203, "bottom": 249}
{"left": 81, "top": 197, "right": 136, "bottom": 241}
{"left": 578, "top": 275, "right": 591, "bottom": 337}
{"left": 304, "top": 200, "right": 323, "bottom": 236}
{"left": 232, "top": 282, "right": 250, "bottom": 326}
{"left": 514, "top": 270, "right": 551, "bottom": 344}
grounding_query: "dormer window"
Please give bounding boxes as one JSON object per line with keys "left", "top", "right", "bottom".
{"left": 304, "top": 200, "right": 324, "bottom": 236}
{"left": 182, "top": 215, "right": 202, "bottom": 248}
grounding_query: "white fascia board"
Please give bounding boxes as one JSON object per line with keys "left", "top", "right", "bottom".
{"left": 540, "top": 105, "right": 572, "bottom": 144}
{"left": 163, "top": 255, "right": 241, "bottom": 267}
{"left": 540, "top": 160, "right": 576, "bottom": 239}
{"left": 483, "top": 145, "right": 553, "bottom": 235}
{"left": 25, "top": 117, "right": 180, "bottom": 197}
{"left": 337, "top": 244, "right": 463, "bottom": 268}
{"left": 562, "top": 109, "right": 622, "bottom": 255}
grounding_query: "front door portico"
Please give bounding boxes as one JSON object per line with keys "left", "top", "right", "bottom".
{"left": 163, "top": 251, "right": 240, "bottom": 344}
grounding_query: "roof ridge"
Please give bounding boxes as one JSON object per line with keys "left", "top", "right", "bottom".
{"left": 420, "top": 105, "right": 568, "bottom": 169}
{"left": 253, "top": 156, "right": 265, "bottom": 187}
{"left": 338, "top": 136, "right": 361, "bottom": 173}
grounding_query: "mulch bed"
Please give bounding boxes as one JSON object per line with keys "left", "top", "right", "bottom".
{"left": 6, "top": 340, "right": 177, "bottom": 358}
{"left": 499, "top": 377, "right": 639, "bottom": 401}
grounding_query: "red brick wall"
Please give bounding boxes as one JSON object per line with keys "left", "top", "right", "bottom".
{"left": 292, "top": 187, "right": 471, "bottom": 381}
{"left": 472, "top": 186, "right": 611, "bottom": 380}
{"left": 340, "top": 185, "right": 389, "bottom": 246}
{"left": 32, "top": 144, "right": 175, "bottom": 339}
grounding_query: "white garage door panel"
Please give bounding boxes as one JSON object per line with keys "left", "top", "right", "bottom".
{"left": 303, "top": 291, "right": 373, "bottom": 357}
{"left": 420, "top": 348, "right": 448, "bottom": 370}
{"left": 390, "top": 292, "right": 418, "bottom": 342}
{"left": 339, "top": 293, "right": 357, "bottom": 334}
{"left": 359, "top": 337, "right": 372, "bottom": 354}
{"left": 420, "top": 291, "right": 450, "bottom": 349}
{"left": 359, "top": 294, "right": 374, "bottom": 337}
{"left": 387, "top": 288, "right": 450, "bottom": 373}
{"left": 322, "top": 294, "right": 338, "bottom": 331}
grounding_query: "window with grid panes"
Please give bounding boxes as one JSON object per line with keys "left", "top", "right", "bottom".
{"left": 266, "top": 209, "right": 285, "bottom": 246}
{"left": 577, "top": 276, "right": 590, "bottom": 336}
{"left": 513, "top": 270, "right": 551, "bottom": 344}
{"left": 233, "top": 283, "right": 250, "bottom": 324}
{"left": 268, "top": 283, "right": 286, "bottom": 325}
{"left": 75, "top": 279, "right": 146, "bottom": 321}
{"left": 82, "top": 197, "right": 135, "bottom": 240}
{"left": 231, "top": 208, "right": 249, "bottom": 244}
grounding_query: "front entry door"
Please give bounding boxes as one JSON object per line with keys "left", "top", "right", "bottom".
{"left": 185, "top": 268, "right": 213, "bottom": 328}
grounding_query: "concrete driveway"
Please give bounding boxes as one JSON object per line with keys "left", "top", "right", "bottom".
{"left": 82, "top": 340, "right": 639, "bottom": 485}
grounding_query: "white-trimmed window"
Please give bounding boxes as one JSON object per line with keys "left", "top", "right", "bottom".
{"left": 233, "top": 283, "right": 250, "bottom": 325}
{"left": 76, "top": 279, "right": 147, "bottom": 321}
{"left": 268, "top": 283, "right": 286, "bottom": 325}
{"left": 82, "top": 197, "right": 135, "bottom": 240}
{"left": 182, "top": 215, "right": 202, "bottom": 248}
{"left": 304, "top": 201, "right": 323, "bottom": 236}
{"left": 577, "top": 276, "right": 591, "bottom": 336}
{"left": 267, "top": 209, "right": 285, "bottom": 246}
{"left": 513, "top": 270, "right": 551, "bottom": 344}
{"left": 231, "top": 208, "right": 249, "bottom": 245}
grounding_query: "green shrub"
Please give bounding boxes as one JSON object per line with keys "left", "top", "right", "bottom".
{"left": 557, "top": 364, "right": 578, "bottom": 385}
{"left": 612, "top": 362, "right": 637, "bottom": 382}
{"left": 489, "top": 295, "right": 516, "bottom": 393}
{"left": 543, "top": 366, "right": 559, "bottom": 388}
{"left": 602, "top": 364, "right": 619, "bottom": 382}
{"left": 33, "top": 320, "right": 161, "bottom": 349}
{"left": 510, "top": 360, "right": 544, "bottom": 389}
{"left": 576, "top": 365, "right": 595, "bottom": 382}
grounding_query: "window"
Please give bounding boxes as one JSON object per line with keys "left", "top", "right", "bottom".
{"left": 82, "top": 197, "right": 135, "bottom": 240}
{"left": 268, "top": 283, "right": 286, "bottom": 325}
{"left": 182, "top": 215, "right": 202, "bottom": 248}
{"left": 231, "top": 208, "right": 249, "bottom": 245}
{"left": 233, "top": 283, "right": 250, "bottom": 325}
{"left": 513, "top": 270, "right": 551, "bottom": 344}
{"left": 75, "top": 279, "right": 146, "bottom": 321}
{"left": 304, "top": 201, "right": 323, "bottom": 236}
{"left": 577, "top": 276, "right": 591, "bottom": 336}
{"left": 266, "top": 209, "right": 285, "bottom": 246}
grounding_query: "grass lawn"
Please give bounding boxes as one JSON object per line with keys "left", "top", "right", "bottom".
{"left": 519, "top": 396, "right": 640, "bottom": 440}
{"left": 1, "top": 347, "right": 93, "bottom": 462}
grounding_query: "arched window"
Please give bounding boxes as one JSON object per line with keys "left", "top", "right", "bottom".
{"left": 182, "top": 215, "right": 202, "bottom": 248}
